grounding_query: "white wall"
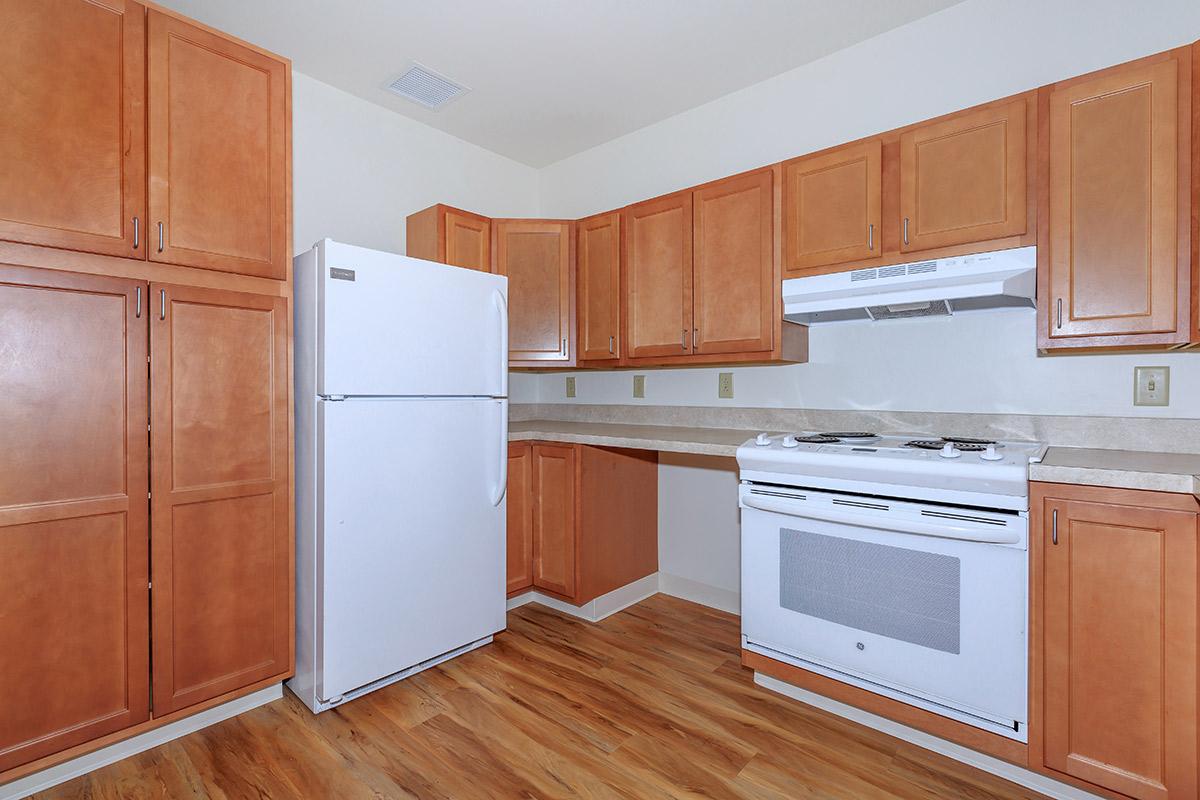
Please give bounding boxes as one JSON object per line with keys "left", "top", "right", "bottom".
{"left": 514, "top": 0, "right": 1200, "bottom": 421}
{"left": 292, "top": 73, "right": 540, "bottom": 257}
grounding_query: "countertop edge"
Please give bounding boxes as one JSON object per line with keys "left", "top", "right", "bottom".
{"left": 508, "top": 428, "right": 741, "bottom": 458}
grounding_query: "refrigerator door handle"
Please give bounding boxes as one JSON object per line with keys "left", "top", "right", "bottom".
{"left": 494, "top": 290, "right": 508, "bottom": 397}
{"left": 490, "top": 400, "right": 508, "bottom": 506}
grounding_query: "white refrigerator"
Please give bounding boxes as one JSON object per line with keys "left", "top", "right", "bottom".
{"left": 289, "top": 239, "right": 508, "bottom": 713}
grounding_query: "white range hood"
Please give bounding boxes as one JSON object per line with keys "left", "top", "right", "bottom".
{"left": 782, "top": 246, "right": 1036, "bottom": 324}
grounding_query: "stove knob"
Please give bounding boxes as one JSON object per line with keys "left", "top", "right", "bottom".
{"left": 782, "top": 435, "right": 800, "bottom": 448}
{"left": 755, "top": 433, "right": 772, "bottom": 446}
{"left": 939, "top": 442, "right": 962, "bottom": 459}
{"left": 980, "top": 443, "right": 1003, "bottom": 461}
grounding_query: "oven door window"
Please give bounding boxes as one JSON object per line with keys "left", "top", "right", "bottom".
{"left": 780, "top": 527, "right": 961, "bottom": 655}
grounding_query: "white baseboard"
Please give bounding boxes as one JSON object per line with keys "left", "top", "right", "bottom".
{"left": 1, "top": 684, "right": 283, "bottom": 800}
{"left": 658, "top": 572, "right": 740, "bottom": 615}
{"left": 506, "top": 572, "right": 661, "bottom": 622}
{"left": 754, "top": 674, "right": 1102, "bottom": 800}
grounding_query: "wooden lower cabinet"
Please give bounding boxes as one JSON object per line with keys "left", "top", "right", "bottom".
{"left": 507, "top": 442, "right": 657, "bottom": 605}
{"left": 150, "top": 283, "right": 293, "bottom": 715}
{"left": 1031, "top": 482, "right": 1199, "bottom": 800}
{"left": 506, "top": 443, "right": 535, "bottom": 594}
{"left": 0, "top": 267, "right": 150, "bottom": 773}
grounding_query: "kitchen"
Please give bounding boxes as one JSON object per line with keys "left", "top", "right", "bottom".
{"left": 1, "top": 1, "right": 1199, "bottom": 799}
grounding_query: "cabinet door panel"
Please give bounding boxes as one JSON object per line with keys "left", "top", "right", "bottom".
{"left": 0, "top": 0, "right": 145, "bottom": 258}
{"left": 0, "top": 267, "right": 149, "bottom": 772}
{"left": 1042, "top": 498, "right": 1197, "bottom": 800}
{"left": 578, "top": 212, "right": 621, "bottom": 361}
{"left": 495, "top": 220, "right": 573, "bottom": 363}
{"left": 1046, "top": 57, "right": 1186, "bottom": 340}
{"left": 532, "top": 444, "right": 576, "bottom": 599}
{"left": 693, "top": 170, "right": 774, "bottom": 355}
{"left": 150, "top": 284, "right": 291, "bottom": 715}
{"left": 784, "top": 141, "right": 882, "bottom": 273}
{"left": 506, "top": 443, "right": 534, "bottom": 595}
{"left": 900, "top": 100, "right": 1027, "bottom": 252}
{"left": 445, "top": 209, "right": 491, "bottom": 272}
{"left": 147, "top": 11, "right": 289, "bottom": 279}
{"left": 623, "top": 193, "right": 693, "bottom": 359}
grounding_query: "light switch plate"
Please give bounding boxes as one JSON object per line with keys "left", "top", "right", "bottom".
{"left": 1133, "top": 366, "right": 1169, "bottom": 406}
{"left": 718, "top": 372, "right": 734, "bottom": 399}
{"left": 633, "top": 374, "right": 645, "bottom": 398}
{"left": 565, "top": 376, "right": 576, "bottom": 398}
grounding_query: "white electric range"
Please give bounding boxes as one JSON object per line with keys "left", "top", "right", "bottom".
{"left": 737, "top": 431, "right": 1047, "bottom": 741}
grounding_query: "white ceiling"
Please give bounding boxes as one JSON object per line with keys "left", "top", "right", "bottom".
{"left": 156, "top": 0, "right": 964, "bottom": 167}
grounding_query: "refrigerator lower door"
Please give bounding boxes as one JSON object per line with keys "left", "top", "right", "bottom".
{"left": 317, "top": 397, "right": 507, "bottom": 702}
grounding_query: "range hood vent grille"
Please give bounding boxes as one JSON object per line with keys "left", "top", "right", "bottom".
{"left": 850, "top": 260, "right": 939, "bottom": 283}
{"left": 866, "top": 300, "right": 951, "bottom": 320}
{"left": 386, "top": 63, "right": 469, "bottom": 110}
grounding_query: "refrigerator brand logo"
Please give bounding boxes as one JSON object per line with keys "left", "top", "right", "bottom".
{"left": 330, "top": 267, "right": 356, "bottom": 281}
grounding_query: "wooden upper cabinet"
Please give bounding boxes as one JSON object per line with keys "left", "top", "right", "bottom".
{"left": 0, "top": 0, "right": 145, "bottom": 258}
{"left": 494, "top": 220, "right": 574, "bottom": 364}
{"left": 150, "top": 283, "right": 292, "bottom": 715}
{"left": 1034, "top": 486, "right": 1198, "bottom": 800}
{"left": 693, "top": 169, "right": 775, "bottom": 355}
{"left": 147, "top": 10, "right": 290, "bottom": 280}
{"left": 899, "top": 98, "right": 1028, "bottom": 252}
{"left": 532, "top": 444, "right": 577, "bottom": 598}
{"left": 506, "top": 443, "right": 534, "bottom": 595}
{"left": 0, "top": 266, "right": 149, "bottom": 772}
{"left": 577, "top": 212, "right": 621, "bottom": 362}
{"left": 623, "top": 191, "right": 693, "bottom": 359}
{"left": 406, "top": 205, "right": 492, "bottom": 272}
{"left": 784, "top": 140, "right": 882, "bottom": 274}
{"left": 1041, "top": 50, "right": 1192, "bottom": 348}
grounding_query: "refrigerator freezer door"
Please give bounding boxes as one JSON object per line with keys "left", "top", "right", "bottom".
{"left": 317, "top": 239, "right": 507, "bottom": 398}
{"left": 317, "top": 397, "right": 507, "bottom": 702}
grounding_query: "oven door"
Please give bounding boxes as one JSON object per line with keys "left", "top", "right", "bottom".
{"left": 740, "top": 483, "right": 1027, "bottom": 737}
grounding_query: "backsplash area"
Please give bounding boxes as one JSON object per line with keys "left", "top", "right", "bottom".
{"left": 510, "top": 311, "right": 1200, "bottom": 420}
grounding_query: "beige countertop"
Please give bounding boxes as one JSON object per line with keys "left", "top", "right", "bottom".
{"left": 512, "top": 420, "right": 1200, "bottom": 498}
{"left": 509, "top": 419, "right": 753, "bottom": 458}
{"left": 1030, "top": 447, "right": 1200, "bottom": 497}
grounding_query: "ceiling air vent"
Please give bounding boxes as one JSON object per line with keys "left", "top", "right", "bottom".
{"left": 385, "top": 63, "right": 469, "bottom": 110}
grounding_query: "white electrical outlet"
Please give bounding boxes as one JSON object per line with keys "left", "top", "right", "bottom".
{"left": 718, "top": 372, "right": 734, "bottom": 399}
{"left": 1133, "top": 366, "right": 1169, "bottom": 407}
{"left": 633, "top": 375, "right": 645, "bottom": 398}
{"left": 565, "top": 376, "right": 576, "bottom": 398}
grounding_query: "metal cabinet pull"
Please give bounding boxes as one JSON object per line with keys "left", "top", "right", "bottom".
{"left": 1056, "top": 298, "right": 1062, "bottom": 329}
{"left": 135, "top": 286, "right": 142, "bottom": 318}
{"left": 902, "top": 217, "right": 910, "bottom": 246}
{"left": 681, "top": 330, "right": 687, "bottom": 351}
{"left": 157, "top": 222, "right": 164, "bottom": 253}
{"left": 608, "top": 335, "right": 614, "bottom": 354}
{"left": 1052, "top": 509, "right": 1058, "bottom": 545}
{"left": 867, "top": 223, "right": 874, "bottom": 251}
{"left": 561, "top": 337, "right": 567, "bottom": 354}
{"left": 159, "top": 288, "right": 166, "bottom": 321}
{"left": 132, "top": 217, "right": 140, "bottom": 249}
{"left": 693, "top": 328, "right": 698, "bottom": 348}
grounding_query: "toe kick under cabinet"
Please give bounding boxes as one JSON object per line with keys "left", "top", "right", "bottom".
{"left": 506, "top": 442, "right": 658, "bottom": 605}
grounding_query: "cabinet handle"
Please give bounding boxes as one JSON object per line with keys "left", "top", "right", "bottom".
{"left": 135, "top": 286, "right": 142, "bottom": 318}
{"left": 1056, "top": 298, "right": 1062, "bottom": 330}
{"left": 868, "top": 223, "right": 874, "bottom": 251}
{"left": 902, "top": 217, "right": 910, "bottom": 246}
{"left": 132, "top": 217, "right": 140, "bottom": 249}
{"left": 608, "top": 335, "right": 614, "bottom": 354}
{"left": 159, "top": 288, "right": 166, "bottom": 321}
{"left": 681, "top": 330, "right": 688, "bottom": 351}
{"left": 561, "top": 337, "right": 567, "bottom": 355}
{"left": 1052, "top": 509, "right": 1058, "bottom": 545}
{"left": 157, "top": 222, "right": 164, "bottom": 253}
{"left": 693, "top": 328, "right": 698, "bottom": 348}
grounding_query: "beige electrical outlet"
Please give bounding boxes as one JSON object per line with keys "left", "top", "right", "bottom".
{"left": 565, "top": 376, "right": 576, "bottom": 398}
{"left": 718, "top": 372, "right": 734, "bottom": 399}
{"left": 633, "top": 374, "right": 646, "bottom": 398}
{"left": 1133, "top": 366, "right": 1169, "bottom": 406}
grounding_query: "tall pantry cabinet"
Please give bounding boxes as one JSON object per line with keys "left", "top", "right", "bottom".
{"left": 0, "top": 0, "right": 294, "bottom": 780}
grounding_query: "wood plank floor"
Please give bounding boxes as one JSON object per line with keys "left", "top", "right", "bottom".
{"left": 33, "top": 595, "right": 1047, "bottom": 799}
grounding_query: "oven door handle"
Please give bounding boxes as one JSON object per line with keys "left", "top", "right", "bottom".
{"left": 741, "top": 495, "right": 1020, "bottom": 545}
